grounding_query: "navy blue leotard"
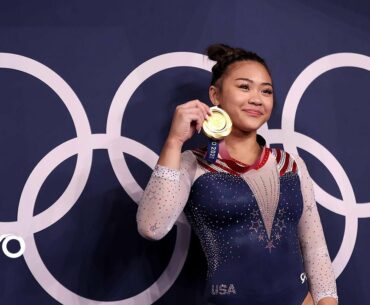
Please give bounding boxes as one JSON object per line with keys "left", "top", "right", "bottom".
{"left": 137, "top": 135, "right": 338, "bottom": 305}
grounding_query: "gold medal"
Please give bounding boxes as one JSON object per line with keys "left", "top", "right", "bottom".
{"left": 202, "top": 106, "right": 232, "bottom": 140}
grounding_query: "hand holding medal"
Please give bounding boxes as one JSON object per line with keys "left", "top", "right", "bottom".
{"left": 166, "top": 100, "right": 212, "bottom": 147}
{"left": 164, "top": 101, "right": 232, "bottom": 165}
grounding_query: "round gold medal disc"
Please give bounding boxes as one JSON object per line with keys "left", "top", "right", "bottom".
{"left": 202, "top": 106, "right": 232, "bottom": 140}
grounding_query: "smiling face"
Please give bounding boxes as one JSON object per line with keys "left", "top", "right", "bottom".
{"left": 209, "top": 60, "right": 274, "bottom": 134}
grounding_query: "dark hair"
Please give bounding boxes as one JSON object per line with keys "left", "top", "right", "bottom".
{"left": 205, "top": 43, "right": 272, "bottom": 87}
{"left": 205, "top": 43, "right": 276, "bottom": 109}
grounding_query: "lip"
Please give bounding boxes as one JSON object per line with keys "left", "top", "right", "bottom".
{"left": 242, "top": 109, "right": 263, "bottom": 117}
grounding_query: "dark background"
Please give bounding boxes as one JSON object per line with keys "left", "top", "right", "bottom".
{"left": 0, "top": 1, "right": 369, "bottom": 304}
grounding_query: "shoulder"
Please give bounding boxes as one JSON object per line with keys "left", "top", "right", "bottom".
{"left": 182, "top": 146, "right": 218, "bottom": 173}
{"left": 269, "top": 147, "right": 299, "bottom": 176}
{"left": 180, "top": 148, "right": 205, "bottom": 167}
{"left": 182, "top": 145, "right": 207, "bottom": 161}
{"left": 270, "top": 147, "right": 311, "bottom": 179}
{"left": 180, "top": 149, "right": 197, "bottom": 162}
{"left": 181, "top": 145, "right": 205, "bottom": 157}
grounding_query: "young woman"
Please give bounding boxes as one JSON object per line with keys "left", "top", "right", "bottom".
{"left": 136, "top": 44, "right": 338, "bottom": 305}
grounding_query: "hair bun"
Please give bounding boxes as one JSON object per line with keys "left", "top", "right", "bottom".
{"left": 205, "top": 43, "right": 236, "bottom": 62}
{"left": 204, "top": 42, "right": 271, "bottom": 87}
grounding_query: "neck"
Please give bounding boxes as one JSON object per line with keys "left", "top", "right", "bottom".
{"left": 223, "top": 129, "right": 262, "bottom": 165}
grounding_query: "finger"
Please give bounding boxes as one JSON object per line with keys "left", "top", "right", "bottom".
{"left": 192, "top": 100, "right": 209, "bottom": 121}
{"left": 183, "top": 109, "right": 205, "bottom": 132}
{"left": 180, "top": 99, "right": 201, "bottom": 109}
{"left": 195, "top": 100, "right": 212, "bottom": 118}
{"left": 179, "top": 100, "right": 211, "bottom": 120}
{"left": 205, "top": 103, "right": 212, "bottom": 116}
{"left": 183, "top": 108, "right": 205, "bottom": 123}
{"left": 188, "top": 115, "right": 203, "bottom": 133}
{"left": 184, "top": 108, "right": 205, "bottom": 124}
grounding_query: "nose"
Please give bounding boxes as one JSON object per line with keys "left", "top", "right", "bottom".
{"left": 248, "top": 89, "right": 262, "bottom": 105}
{"left": 248, "top": 97, "right": 262, "bottom": 106}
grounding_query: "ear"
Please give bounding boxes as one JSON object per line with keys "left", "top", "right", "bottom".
{"left": 209, "top": 85, "right": 220, "bottom": 106}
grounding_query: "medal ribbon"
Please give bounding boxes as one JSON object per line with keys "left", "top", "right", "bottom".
{"left": 205, "top": 139, "right": 219, "bottom": 164}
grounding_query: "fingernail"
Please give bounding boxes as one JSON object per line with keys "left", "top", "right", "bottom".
{"left": 198, "top": 128, "right": 201, "bottom": 134}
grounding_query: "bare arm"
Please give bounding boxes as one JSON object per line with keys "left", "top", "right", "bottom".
{"left": 157, "top": 137, "right": 183, "bottom": 170}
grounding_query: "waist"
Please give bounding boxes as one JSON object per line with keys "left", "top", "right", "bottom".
{"left": 204, "top": 280, "right": 309, "bottom": 305}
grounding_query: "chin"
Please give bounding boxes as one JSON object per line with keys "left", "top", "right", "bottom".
{"left": 231, "top": 115, "right": 269, "bottom": 132}
{"left": 234, "top": 125, "right": 260, "bottom": 134}
{"left": 238, "top": 121, "right": 266, "bottom": 132}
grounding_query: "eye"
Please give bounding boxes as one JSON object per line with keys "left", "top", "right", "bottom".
{"left": 262, "top": 89, "right": 273, "bottom": 95}
{"left": 239, "top": 84, "right": 249, "bottom": 90}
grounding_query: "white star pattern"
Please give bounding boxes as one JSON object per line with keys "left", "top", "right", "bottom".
{"left": 265, "top": 240, "right": 276, "bottom": 253}
{"left": 147, "top": 190, "right": 156, "bottom": 200}
{"left": 277, "top": 207, "right": 286, "bottom": 217}
{"left": 275, "top": 218, "right": 286, "bottom": 232}
{"left": 150, "top": 222, "right": 159, "bottom": 232}
{"left": 249, "top": 220, "right": 260, "bottom": 233}
{"left": 251, "top": 209, "right": 259, "bottom": 218}
{"left": 306, "top": 203, "right": 314, "bottom": 212}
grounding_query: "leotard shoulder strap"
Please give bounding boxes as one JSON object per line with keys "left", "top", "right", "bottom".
{"left": 270, "top": 147, "right": 298, "bottom": 176}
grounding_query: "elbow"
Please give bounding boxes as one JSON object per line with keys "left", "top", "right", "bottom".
{"left": 137, "top": 223, "right": 166, "bottom": 241}
{"left": 136, "top": 208, "right": 172, "bottom": 241}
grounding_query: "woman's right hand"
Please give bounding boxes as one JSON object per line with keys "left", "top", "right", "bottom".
{"left": 167, "top": 99, "right": 212, "bottom": 147}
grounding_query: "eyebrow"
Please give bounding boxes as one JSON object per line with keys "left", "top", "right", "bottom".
{"left": 235, "top": 77, "right": 273, "bottom": 87}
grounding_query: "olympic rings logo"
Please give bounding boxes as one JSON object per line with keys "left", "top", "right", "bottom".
{"left": 0, "top": 234, "right": 25, "bottom": 258}
{"left": 0, "top": 51, "right": 369, "bottom": 304}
